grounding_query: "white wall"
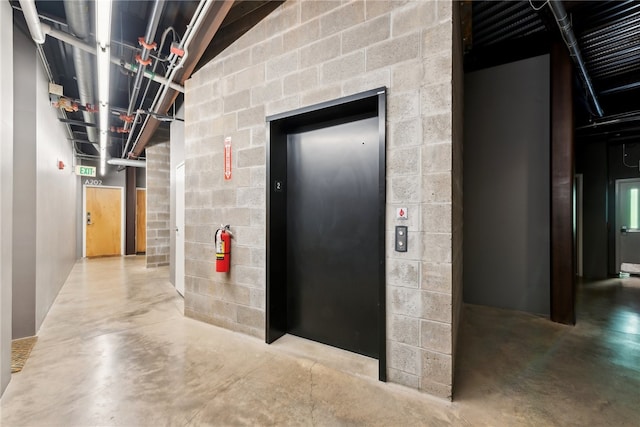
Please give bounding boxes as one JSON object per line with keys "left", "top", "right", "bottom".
{"left": 0, "top": 0, "right": 14, "bottom": 396}
{"left": 170, "top": 105, "right": 185, "bottom": 286}
{"left": 11, "top": 26, "right": 78, "bottom": 339}
{"left": 35, "top": 59, "right": 77, "bottom": 330}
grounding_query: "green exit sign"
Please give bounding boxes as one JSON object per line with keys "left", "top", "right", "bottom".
{"left": 75, "top": 165, "right": 96, "bottom": 177}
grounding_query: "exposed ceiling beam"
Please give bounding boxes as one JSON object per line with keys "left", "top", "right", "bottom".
{"left": 196, "top": 0, "right": 284, "bottom": 72}
{"left": 131, "top": 0, "right": 234, "bottom": 158}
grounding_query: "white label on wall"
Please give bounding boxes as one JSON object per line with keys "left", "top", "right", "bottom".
{"left": 396, "top": 208, "right": 408, "bottom": 220}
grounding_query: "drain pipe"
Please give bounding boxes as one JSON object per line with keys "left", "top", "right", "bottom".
{"left": 548, "top": 0, "right": 604, "bottom": 117}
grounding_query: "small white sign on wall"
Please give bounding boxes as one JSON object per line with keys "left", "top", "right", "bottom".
{"left": 396, "top": 207, "right": 408, "bottom": 220}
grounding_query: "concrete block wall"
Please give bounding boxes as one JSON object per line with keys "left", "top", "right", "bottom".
{"left": 184, "top": 0, "right": 461, "bottom": 399}
{"left": 146, "top": 142, "right": 170, "bottom": 268}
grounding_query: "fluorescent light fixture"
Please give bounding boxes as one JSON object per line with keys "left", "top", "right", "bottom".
{"left": 99, "top": 106, "right": 109, "bottom": 137}
{"left": 99, "top": 132, "right": 108, "bottom": 150}
{"left": 99, "top": 145, "right": 106, "bottom": 176}
{"left": 97, "top": 47, "right": 110, "bottom": 104}
{"left": 95, "top": 0, "right": 112, "bottom": 175}
{"left": 95, "top": 0, "right": 112, "bottom": 48}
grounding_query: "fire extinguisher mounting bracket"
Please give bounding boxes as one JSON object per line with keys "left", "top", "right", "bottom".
{"left": 219, "top": 224, "right": 232, "bottom": 237}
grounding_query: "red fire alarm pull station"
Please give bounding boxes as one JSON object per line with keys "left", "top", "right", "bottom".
{"left": 224, "top": 137, "right": 232, "bottom": 180}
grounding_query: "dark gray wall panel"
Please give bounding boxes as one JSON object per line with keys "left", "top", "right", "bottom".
{"left": 580, "top": 142, "right": 608, "bottom": 279}
{"left": 12, "top": 29, "right": 37, "bottom": 338}
{"left": 463, "top": 54, "right": 551, "bottom": 315}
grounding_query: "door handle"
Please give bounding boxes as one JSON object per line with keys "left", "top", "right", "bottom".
{"left": 621, "top": 227, "right": 640, "bottom": 233}
{"left": 87, "top": 212, "right": 92, "bottom": 225}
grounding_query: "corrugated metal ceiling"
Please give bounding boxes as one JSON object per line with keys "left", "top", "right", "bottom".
{"left": 466, "top": 0, "right": 640, "bottom": 137}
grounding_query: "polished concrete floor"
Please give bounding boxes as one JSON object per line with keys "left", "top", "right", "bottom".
{"left": 1, "top": 257, "right": 639, "bottom": 426}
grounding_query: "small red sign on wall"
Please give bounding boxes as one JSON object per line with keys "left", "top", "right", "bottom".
{"left": 224, "top": 137, "right": 232, "bottom": 180}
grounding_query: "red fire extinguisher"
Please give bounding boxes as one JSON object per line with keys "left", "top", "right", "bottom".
{"left": 215, "top": 225, "right": 232, "bottom": 272}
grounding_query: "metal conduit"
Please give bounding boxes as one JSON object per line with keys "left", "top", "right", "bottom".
{"left": 549, "top": 0, "right": 604, "bottom": 117}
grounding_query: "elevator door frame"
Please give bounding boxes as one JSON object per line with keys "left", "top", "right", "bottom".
{"left": 266, "top": 88, "right": 387, "bottom": 381}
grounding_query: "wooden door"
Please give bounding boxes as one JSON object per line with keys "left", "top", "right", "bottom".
{"left": 86, "top": 187, "right": 122, "bottom": 257}
{"left": 136, "top": 188, "right": 146, "bottom": 253}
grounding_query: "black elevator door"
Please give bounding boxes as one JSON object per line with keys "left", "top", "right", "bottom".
{"left": 287, "top": 117, "right": 379, "bottom": 358}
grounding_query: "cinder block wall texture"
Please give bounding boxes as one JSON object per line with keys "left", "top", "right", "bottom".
{"left": 184, "top": 0, "right": 462, "bottom": 399}
{"left": 146, "top": 141, "right": 171, "bottom": 268}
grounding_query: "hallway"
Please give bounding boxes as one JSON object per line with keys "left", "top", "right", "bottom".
{"left": 1, "top": 257, "right": 639, "bottom": 426}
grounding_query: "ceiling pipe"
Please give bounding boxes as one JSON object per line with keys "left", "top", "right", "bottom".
{"left": 39, "top": 24, "right": 183, "bottom": 93}
{"left": 121, "top": 61, "right": 184, "bottom": 93}
{"left": 18, "top": 0, "right": 86, "bottom": 157}
{"left": 17, "top": 0, "right": 45, "bottom": 43}
{"left": 107, "top": 158, "right": 146, "bottom": 168}
{"left": 124, "top": 0, "right": 166, "bottom": 130}
{"left": 128, "top": 0, "right": 234, "bottom": 159}
{"left": 123, "top": 0, "right": 212, "bottom": 159}
{"left": 153, "top": 0, "right": 210, "bottom": 111}
{"left": 548, "top": 0, "right": 604, "bottom": 117}
{"left": 63, "top": 0, "right": 100, "bottom": 150}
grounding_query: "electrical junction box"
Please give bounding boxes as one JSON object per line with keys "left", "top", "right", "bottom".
{"left": 49, "top": 83, "right": 63, "bottom": 96}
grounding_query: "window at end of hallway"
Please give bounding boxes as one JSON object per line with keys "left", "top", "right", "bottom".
{"left": 630, "top": 188, "right": 638, "bottom": 229}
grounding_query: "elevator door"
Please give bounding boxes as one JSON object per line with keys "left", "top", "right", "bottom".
{"left": 287, "top": 117, "right": 380, "bottom": 358}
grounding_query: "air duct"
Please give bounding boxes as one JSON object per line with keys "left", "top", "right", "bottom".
{"left": 64, "top": 0, "right": 99, "bottom": 151}
{"left": 17, "top": 0, "right": 45, "bottom": 43}
{"left": 548, "top": 0, "right": 604, "bottom": 117}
